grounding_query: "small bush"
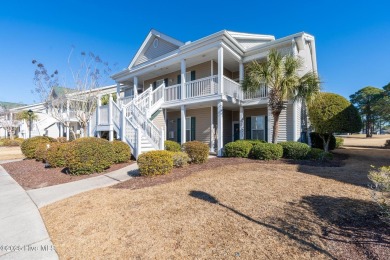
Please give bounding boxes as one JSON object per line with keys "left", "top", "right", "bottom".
{"left": 57, "top": 137, "right": 67, "bottom": 143}
{"left": 46, "top": 142, "right": 69, "bottom": 168}
{"left": 384, "top": 140, "right": 390, "bottom": 149}
{"left": 235, "top": 139, "right": 266, "bottom": 146}
{"left": 20, "top": 136, "right": 56, "bottom": 159}
{"left": 170, "top": 151, "right": 190, "bottom": 168}
{"left": 137, "top": 150, "right": 173, "bottom": 176}
{"left": 251, "top": 143, "right": 283, "bottom": 160}
{"left": 165, "top": 140, "right": 181, "bottom": 152}
{"left": 369, "top": 166, "right": 390, "bottom": 225}
{"left": 66, "top": 137, "right": 114, "bottom": 175}
{"left": 2, "top": 138, "right": 24, "bottom": 147}
{"left": 307, "top": 148, "right": 333, "bottom": 160}
{"left": 310, "top": 132, "right": 336, "bottom": 150}
{"left": 279, "top": 141, "right": 311, "bottom": 160}
{"left": 35, "top": 143, "right": 50, "bottom": 162}
{"left": 224, "top": 141, "right": 252, "bottom": 158}
{"left": 111, "top": 140, "right": 131, "bottom": 163}
{"left": 335, "top": 137, "right": 344, "bottom": 149}
{"left": 182, "top": 141, "right": 209, "bottom": 164}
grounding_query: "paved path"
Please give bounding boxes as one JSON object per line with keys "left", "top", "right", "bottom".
{"left": 0, "top": 165, "right": 58, "bottom": 259}
{"left": 27, "top": 163, "right": 138, "bottom": 208}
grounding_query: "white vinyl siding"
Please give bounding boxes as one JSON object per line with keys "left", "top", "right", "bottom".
{"left": 134, "top": 37, "right": 179, "bottom": 66}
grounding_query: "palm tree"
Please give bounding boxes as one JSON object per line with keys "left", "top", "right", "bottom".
{"left": 242, "top": 49, "right": 320, "bottom": 143}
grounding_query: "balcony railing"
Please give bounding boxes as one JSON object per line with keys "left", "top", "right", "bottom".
{"left": 164, "top": 84, "right": 181, "bottom": 102}
{"left": 243, "top": 83, "right": 268, "bottom": 100}
{"left": 186, "top": 75, "right": 218, "bottom": 99}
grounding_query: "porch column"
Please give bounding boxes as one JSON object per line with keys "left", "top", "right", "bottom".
{"left": 239, "top": 62, "right": 244, "bottom": 83}
{"left": 239, "top": 106, "right": 244, "bottom": 140}
{"left": 108, "top": 94, "right": 114, "bottom": 141}
{"left": 59, "top": 123, "right": 63, "bottom": 137}
{"left": 210, "top": 106, "right": 215, "bottom": 153}
{"left": 133, "top": 76, "right": 138, "bottom": 97}
{"left": 181, "top": 59, "right": 186, "bottom": 100}
{"left": 116, "top": 83, "right": 121, "bottom": 103}
{"left": 217, "top": 101, "right": 223, "bottom": 156}
{"left": 218, "top": 47, "right": 224, "bottom": 95}
{"left": 66, "top": 100, "right": 70, "bottom": 141}
{"left": 96, "top": 95, "right": 101, "bottom": 138}
{"left": 181, "top": 105, "right": 186, "bottom": 144}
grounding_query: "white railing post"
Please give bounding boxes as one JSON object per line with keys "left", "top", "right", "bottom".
{"left": 134, "top": 76, "right": 138, "bottom": 98}
{"left": 136, "top": 128, "right": 142, "bottom": 158}
{"left": 66, "top": 100, "right": 70, "bottom": 141}
{"left": 108, "top": 94, "right": 114, "bottom": 141}
{"left": 121, "top": 107, "right": 126, "bottom": 142}
{"left": 217, "top": 101, "right": 223, "bottom": 156}
{"left": 160, "top": 127, "right": 165, "bottom": 150}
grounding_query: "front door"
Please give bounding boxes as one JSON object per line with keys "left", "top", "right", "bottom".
{"left": 233, "top": 123, "right": 240, "bottom": 141}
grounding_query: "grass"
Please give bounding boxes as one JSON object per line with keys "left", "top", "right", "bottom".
{"left": 0, "top": 146, "right": 24, "bottom": 161}
{"left": 40, "top": 137, "right": 390, "bottom": 259}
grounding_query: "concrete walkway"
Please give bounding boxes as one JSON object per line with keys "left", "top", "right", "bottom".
{"left": 27, "top": 163, "right": 138, "bottom": 208}
{"left": 0, "top": 165, "right": 58, "bottom": 259}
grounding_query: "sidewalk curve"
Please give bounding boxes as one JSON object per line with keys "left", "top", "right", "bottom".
{"left": 0, "top": 165, "right": 58, "bottom": 259}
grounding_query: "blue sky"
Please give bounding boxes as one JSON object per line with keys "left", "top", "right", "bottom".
{"left": 0, "top": 0, "right": 389, "bottom": 104}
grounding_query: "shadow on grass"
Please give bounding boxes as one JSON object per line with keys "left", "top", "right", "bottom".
{"left": 189, "top": 190, "right": 337, "bottom": 259}
{"left": 272, "top": 195, "right": 390, "bottom": 259}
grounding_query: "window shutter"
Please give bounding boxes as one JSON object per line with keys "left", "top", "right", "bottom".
{"left": 177, "top": 118, "right": 181, "bottom": 143}
{"left": 164, "top": 78, "right": 168, "bottom": 87}
{"left": 153, "top": 81, "right": 157, "bottom": 90}
{"left": 191, "top": 117, "right": 196, "bottom": 141}
{"left": 191, "top": 71, "right": 196, "bottom": 81}
{"left": 265, "top": 116, "right": 268, "bottom": 142}
{"left": 246, "top": 117, "right": 251, "bottom": 139}
{"left": 177, "top": 75, "right": 181, "bottom": 85}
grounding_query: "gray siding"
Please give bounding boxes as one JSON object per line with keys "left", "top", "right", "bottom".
{"left": 134, "top": 37, "right": 179, "bottom": 66}
{"left": 268, "top": 107, "right": 287, "bottom": 142}
{"left": 151, "top": 109, "right": 166, "bottom": 134}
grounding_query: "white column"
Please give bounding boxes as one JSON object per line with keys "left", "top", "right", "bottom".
{"left": 181, "top": 59, "right": 186, "bottom": 100}
{"left": 239, "top": 106, "right": 244, "bottom": 140}
{"left": 239, "top": 62, "right": 244, "bottom": 83}
{"left": 108, "top": 94, "right": 114, "bottom": 141}
{"left": 217, "top": 101, "right": 223, "bottom": 156}
{"left": 160, "top": 127, "right": 165, "bottom": 150}
{"left": 121, "top": 107, "right": 126, "bottom": 142}
{"left": 66, "top": 100, "right": 70, "bottom": 141}
{"left": 218, "top": 47, "right": 224, "bottom": 95}
{"left": 181, "top": 105, "right": 186, "bottom": 144}
{"left": 96, "top": 95, "right": 101, "bottom": 138}
{"left": 116, "top": 83, "right": 121, "bottom": 102}
{"left": 133, "top": 76, "right": 138, "bottom": 97}
{"left": 210, "top": 106, "right": 215, "bottom": 153}
{"left": 59, "top": 123, "right": 63, "bottom": 137}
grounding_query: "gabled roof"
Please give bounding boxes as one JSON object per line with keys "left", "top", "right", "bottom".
{"left": 226, "top": 31, "right": 275, "bottom": 50}
{"left": 128, "top": 29, "right": 184, "bottom": 69}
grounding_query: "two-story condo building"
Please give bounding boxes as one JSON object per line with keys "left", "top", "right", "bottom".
{"left": 92, "top": 29, "right": 318, "bottom": 158}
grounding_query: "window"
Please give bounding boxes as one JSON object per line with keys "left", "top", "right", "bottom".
{"left": 153, "top": 38, "right": 159, "bottom": 48}
{"left": 186, "top": 117, "right": 191, "bottom": 141}
{"left": 251, "top": 116, "right": 265, "bottom": 140}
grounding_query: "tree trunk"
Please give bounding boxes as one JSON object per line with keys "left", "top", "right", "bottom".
{"left": 320, "top": 134, "right": 330, "bottom": 152}
{"left": 272, "top": 112, "right": 281, "bottom": 144}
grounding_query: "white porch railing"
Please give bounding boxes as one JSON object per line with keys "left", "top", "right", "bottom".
{"left": 185, "top": 75, "right": 218, "bottom": 99}
{"left": 120, "top": 96, "right": 134, "bottom": 106}
{"left": 99, "top": 105, "right": 109, "bottom": 125}
{"left": 124, "top": 117, "right": 138, "bottom": 154}
{"left": 243, "top": 83, "right": 268, "bottom": 100}
{"left": 112, "top": 101, "right": 121, "bottom": 130}
{"left": 164, "top": 84, "right": 181, "bottom": 102}
{"left": 223, "top": 76, "right": 242, "bottom": 100}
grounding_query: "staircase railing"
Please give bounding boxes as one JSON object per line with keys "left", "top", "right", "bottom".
{"left": 124, "top": 117, "right": 139, "bottom": 156}
{"left": 112, "top": 101, "right": 121, "bottom": 131}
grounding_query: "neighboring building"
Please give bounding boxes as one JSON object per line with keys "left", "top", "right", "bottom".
{"left": 92, "top": 29, "right": 318, "bottom": 157}
{"left": 0, "top": 101, "right": 27, "bottom": 138}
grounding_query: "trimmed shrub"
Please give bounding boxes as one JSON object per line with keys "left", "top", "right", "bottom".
{"left": 310, "top": 132, "right": 336, "bottom": 151}
{"left": 137, "top": 150, "right": 173, "bottom": 176}
{"left": 46, "top": 142, "right": 69, "bottom": 168}
{"left": 20, "top": 136, "right": 56, "bottom": 159}
{"left": 307, "top": 148, "right": 333, "bottom": 160}
{"left": 57, "top": 137, "right": 67, "bottom": 143}
{"left": 34, "top": 143, "right": 50, "bottom": 162}
{"left": 182, "top": 141, "right": 209, "bottom": 164}
{"left": 384, "top": 140, "right": 390, "bottom": 149}
{"left": 335, "top": 137, "right": 344, "bottom": 149}
{"left": 66, "top": 137, "right": 114, "bottom": 175}
{"left": 170, "top": 151, "right": 190, "bottom": 168}
{"left": 251, "top": 143, "right": 283, "bottom": 160}
{"left": 2, "top": 138, "right": 24, "bottom": 147}
{"left": 235, "top": 139, "right": 266, "bottom": 146}
{"left": 279, "top": 141, "right": 311, "bottom": 160}
{"left": 111, "top": 140, "right": 131, "bottom": 163}
{"left": 224, "top": 141, "right": 252, "bottom": 158}
{"left": 165, "top": 140, "right": 181, "bottom": 152}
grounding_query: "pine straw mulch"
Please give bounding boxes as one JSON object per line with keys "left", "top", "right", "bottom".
{"left": 1, "top": 159, "right": 134, "bottom": 190}
{"left": 40, "top": 147, "right": 390, "bottom": 259}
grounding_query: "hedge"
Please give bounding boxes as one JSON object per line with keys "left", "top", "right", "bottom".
{"left": 20, "top": 136, "right": 57, "bottom": 159}
{"left": 182, "top": 141, "right": 209, "bottom": 164}
{"left": 66, "top": 137, "right": 114, "bottom": 175}
{"left": 46, "top": 142, "right": 69, "bottom": 167}
{"left": 310, "top": 132, "right": 336, "bottom": 151}
{"left": 165, "top": 140, "right": 181, "bottom": 152}
{"left": 137, "top": 150, "right": 173, "bottom": 176}
{"left": 279, "top": 141, "right": 311, "bottom": 160}
{"left": 2, "top": 138, "right": 24, "bottom": 147}
{"left": 307, "top": 148, "right": 333, "bottom": 160}
{"left": 224, "top": 141, "right": 253, "bottom": 158}
{"left": 111, "top": 140, "right": 131, "bottom": 163}
{"left": 251, "top": 143, "right": 283, "bottom": 160}
{"left": 170, "top": 151, "right": 190, "bottom": 167}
